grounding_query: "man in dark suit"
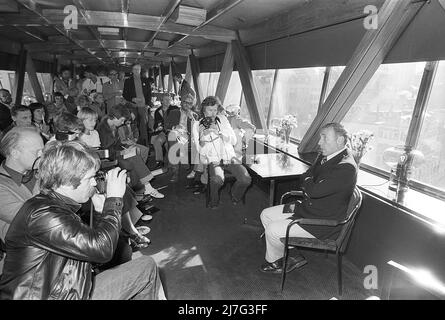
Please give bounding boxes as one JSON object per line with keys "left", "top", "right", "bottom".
{"left": 260, "top": 122, "right": 357, "bottom": 274}
{"left": 173, "top": 73, "right": 195, "bottom": 102}
{"left": 0, "top": 89, "right": 13, "bottom": 134}
{"left": 123, "top": 63, "right": 152, "bottom": 146}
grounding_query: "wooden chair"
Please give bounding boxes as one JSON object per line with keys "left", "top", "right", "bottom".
{"left": 279, "top": 187, "right": 363, "bottom": 295}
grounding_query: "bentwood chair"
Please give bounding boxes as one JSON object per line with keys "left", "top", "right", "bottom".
{"left": 279, "top": 187, "right": 362, "bottom": 296}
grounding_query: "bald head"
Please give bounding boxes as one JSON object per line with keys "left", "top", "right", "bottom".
{"left": 1, "top": 127, "right": 44, "bottom": 172}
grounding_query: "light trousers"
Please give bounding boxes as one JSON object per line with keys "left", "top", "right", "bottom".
{"left": 260, "top": 205, "right": 314, "bottom": 263}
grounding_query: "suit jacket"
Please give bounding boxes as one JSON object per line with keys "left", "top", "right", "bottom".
{"left": 153, "top": 105, "right": 179, "bottom": 134}
{"left": 0, "top": 165, "right": 40, "bottom": 251}
{"left": 123, "top": 76, "right": 152, "bottom": 107}
{"left": 289, "top": 149, "right": 357, "bottom": 240}
{"left": 178, "top": 80, "right": 195, "bottom": 101}
{"left": 0, "top": 102, "right": 12, "bottom": 133}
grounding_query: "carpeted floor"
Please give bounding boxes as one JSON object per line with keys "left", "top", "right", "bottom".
{"left": 135, "top": 165, "right": 370, "bottom": 300}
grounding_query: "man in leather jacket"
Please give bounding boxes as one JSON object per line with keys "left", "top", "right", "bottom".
{"left": 0, "top": 141, "right": 164, "bottom": 300}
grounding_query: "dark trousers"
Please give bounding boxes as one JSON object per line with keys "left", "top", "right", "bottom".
{"left": 208, "top": 162, "right": 251, "bottom": 205}
{"left": 118, "top": 155, "right": 153, "bottom": 187}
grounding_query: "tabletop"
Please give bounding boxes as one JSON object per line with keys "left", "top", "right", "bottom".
{"left": 246, "top": 153, "right": 310, "bottom": 179}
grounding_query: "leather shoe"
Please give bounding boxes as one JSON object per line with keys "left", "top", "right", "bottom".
{"left": 260, "top": 255, "right": 307, "bottom": 274}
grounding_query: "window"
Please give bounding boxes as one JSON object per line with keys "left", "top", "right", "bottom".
{"left": 414, "top": 61, "right": 445, "bottom": 191}
{"left": 199, "top": 72, "right": 220, "bottom": 98}
{"left": 268, "top": 67, "right": 325, "bottom": 140}
{"left": 326, "top": 66, "right": 346, "bottom": 99}
{"left": 224, "top": 71, "right": 243, "bottom": 107}
{"left": 342, "top": 62, "right": 425, "bottom": 171}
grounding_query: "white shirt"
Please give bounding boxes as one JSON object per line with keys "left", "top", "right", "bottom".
{"left": 81, "top": 76, "right": 110, "bottom": 95}
{"left": 80, "top": 130, "right": 101, "bottom": 148}
{"left": 326, "top": 147, "right": 347, "bottom": 162}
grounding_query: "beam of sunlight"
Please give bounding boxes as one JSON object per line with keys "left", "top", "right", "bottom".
{"left": 388, "top": 260, "right": 445, "bottom": 296}
{"left": 149, "top": 245, "right": 206, "bottom": 272}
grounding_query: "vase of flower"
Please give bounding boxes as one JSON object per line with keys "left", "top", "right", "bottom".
{"left": 348, "top": 130, "right": 374, "bottom": 167}
{"left": 271, "top": 115, "right": 297, "bottom": 148}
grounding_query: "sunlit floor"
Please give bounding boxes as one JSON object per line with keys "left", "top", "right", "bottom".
{"left": 135, "top": 165, "right": 370, "bottom": 300}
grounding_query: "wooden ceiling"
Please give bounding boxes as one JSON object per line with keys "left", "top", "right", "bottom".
{"left": 0, "top": 0, "right": 385, "bottom": 68}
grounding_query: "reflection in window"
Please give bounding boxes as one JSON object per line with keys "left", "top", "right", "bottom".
{"left": 415, "top": 61, "right": 445, "bottom": 191}
{"left": 268, "top": 67, "right": 324, "bottom": 140}
{"left": 342, "top": 62, "right": 425, "bottom": 171}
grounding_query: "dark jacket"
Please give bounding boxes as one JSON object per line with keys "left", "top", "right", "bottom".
{"left": 123, "top": 75, "right": 152, "bottom": 107}
{"left": 0, "top": 102, "right": 12, "bottom": 133}
{"left": 291, "top": 149, "right": 357, "bottom": 240}
{"left": 0, "top": 191, "right": 122, "bottom": 300}
{"left": 96, "top": 116, "right": 123, "bottom": 160}
{"left": 153, "top": 105, "right": 178, "bottom": 134}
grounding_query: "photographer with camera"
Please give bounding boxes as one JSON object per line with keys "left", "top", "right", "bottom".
{"left": 0, "top": 140, "right": 164, "bottom": 300}
{"left": 197, "top": 96, "right": 251, "bottom": 209}
{"left": 54, "top": 111, "right": 152, "bottom": 249}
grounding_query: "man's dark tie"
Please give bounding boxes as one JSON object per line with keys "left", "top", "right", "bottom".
{"left": 321, "top": 156, "right": 327, "bottom": 165}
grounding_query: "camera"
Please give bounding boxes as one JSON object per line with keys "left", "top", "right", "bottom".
{"left": 200, "top": 116, "right": 220, "bottom": 129}
{"left": 95, "top": 170, "right": 107, "bottom": 194}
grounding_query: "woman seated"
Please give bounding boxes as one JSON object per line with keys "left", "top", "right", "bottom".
{"left": 54, "top": 111, "right": 152, "bottom": 249}
{"left": 117, "top": 108, "right": 150, "bottom": 165}
{"left": 196, "top": 96, "right": 251, "bottom": 209}
{"left": 29, "top": 102, "right": 52, "bottom": 142}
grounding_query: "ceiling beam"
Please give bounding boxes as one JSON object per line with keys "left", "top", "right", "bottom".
{"left": 13, "top": 0, "right": 104, "bottom": 65}
{"left": 25, "top": 40, "right": 190, "bottom": 56}
{"left": 13, "top": 25, "right": 47, "bottom": 41}
{"left": 139, "top": 0, "right": 182, "bottom": 60}
{"left": 239, "top": 0, "right": 385, "bottom": 46}
{"left": 168, "top": 0, "right": 244, "bottom": 48}
{"left": 72, "top": 0, "right": 114, "bottom": 64}
{"left": 0, "top": 9, "right": 236, "bottom": 42}
{"left": 121, "top": 0, "right": 130, "bottom": 43}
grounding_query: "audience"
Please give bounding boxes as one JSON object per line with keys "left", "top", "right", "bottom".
{"left": 97, "top": 104, "right": 164, "bottom": 199}
{"left": 103, "top": 68, "right": 124, "bottom": 114}
{"left": 117, "top": 108, "right": 150, "bottom": 165}
{"left": 28, "top": 102, "right": 51, "bottom": 142}
{"left": 173, "top": 73, "right": 195, "bottom": 102}
{"left": 90, "top": 92, "right": 107, "bottom": 120}
{"left": 259, "top": 122, "right": 357, "bottom": 274}
{"left": 0, "top": 140, "right": 164, "bottom": 299}
{"left": 53, "top": 66, "right": 77, "bottom": 97}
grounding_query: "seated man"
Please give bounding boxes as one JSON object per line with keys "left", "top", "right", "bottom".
{"left": 151, "top": 93, "right": 178, "bottom": 169}
{"left": 197, "top": 96, "right": 251, "bottom": 209}
{"left": 0, "top": 141, "right": 164, "bottom": 299}
{"left": 1, "top": 105, "right": 33, "bottom": 137}
{"left": 0, "top": 127, "right": 42, "bottom": 274}
{"left": 259, "top": 122, "right": 357, "bottom": 273}
{"left": 164, "top": 93, "right": 199, "bottom": 182}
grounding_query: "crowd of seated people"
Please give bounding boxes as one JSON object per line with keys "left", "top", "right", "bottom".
{"left": 0, "top": 57, "right": 356, "bottom": 300}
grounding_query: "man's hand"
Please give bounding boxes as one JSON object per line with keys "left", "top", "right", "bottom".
{"left": 105, "top": 168, "right": 127, "bottom": 198}
{"left": 91, "top": 193, "right": 106, "bottom": 213}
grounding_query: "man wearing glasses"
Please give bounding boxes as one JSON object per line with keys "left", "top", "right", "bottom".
{"left": 103, "top": 69, "right": 124, "bottom": 114}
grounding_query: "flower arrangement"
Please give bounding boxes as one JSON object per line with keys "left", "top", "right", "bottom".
{"left": 271, "top": 115, "right": 298, "bottom": 144}
{"left": 348, "top": 130, "right": 374, "bottom": 165}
